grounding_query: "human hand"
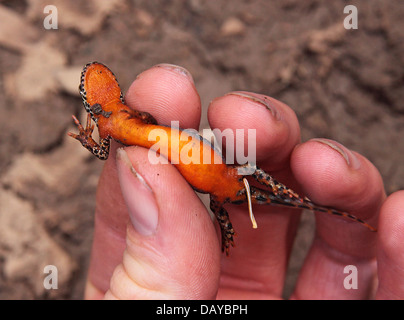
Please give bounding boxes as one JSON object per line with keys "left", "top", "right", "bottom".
{"left": 83, "top": 63, "right": 403, "bottom": 299}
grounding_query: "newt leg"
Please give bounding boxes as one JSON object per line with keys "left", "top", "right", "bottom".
{"left": 120, "top": 108, "right": 158, "bottom": 125}
{"left": 132, "top": 110, "right": 157, "bottom": 125}
{"left": 68, "top": 114, "right": 111, "bottom": 160}
{"left": 210, "top": 196, "right": 236, "bottom": 255}
{"left": 119, "top": 95, "right": 157, "bottom": 124}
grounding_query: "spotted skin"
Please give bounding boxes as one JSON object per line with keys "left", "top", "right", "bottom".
{"left": 210, "top": 197, "right": 236, "bottom": 255}
{"left": 68, "top": 114, "right": 111, "bottom": 160}
{"left": 248, "top": 183, "right": 377, "bottom": 232}
{"left": 69, "top": 62, "right": 377, "bottom": 255}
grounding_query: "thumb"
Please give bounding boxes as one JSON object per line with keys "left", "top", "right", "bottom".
{"left": 104, "top": 147, "right": 221, "bottom": 299}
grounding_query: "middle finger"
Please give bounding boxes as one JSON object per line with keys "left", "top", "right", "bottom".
{"left": 208, "top": 92, "right": 302, "bottom": 298}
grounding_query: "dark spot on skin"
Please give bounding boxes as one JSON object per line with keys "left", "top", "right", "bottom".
{"left": 255, "top": 195, "right": 267, "bottom": 202}
{"left": 231, "top": 200, "right": 244, "bottom": 205}
{"left": 297, "top": 204, "right": 309, "bottom": 209}
{"left": 92, "top": 103, "right": 103, "bottom": 115}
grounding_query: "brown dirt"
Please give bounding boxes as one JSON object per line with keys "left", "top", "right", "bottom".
{"left": 0, "top": 0, "right": 403, "bottom": 299}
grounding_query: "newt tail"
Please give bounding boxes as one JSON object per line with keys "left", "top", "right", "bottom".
{"left": 248, "top": 182, "right": 377, "bottom": 232}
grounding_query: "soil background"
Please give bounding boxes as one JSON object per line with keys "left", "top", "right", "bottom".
{"left": 0, "top": 0, "right": 403, "bottom": 299}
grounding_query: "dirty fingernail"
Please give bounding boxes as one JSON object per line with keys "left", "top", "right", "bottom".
{"left": 116, "top": 148, "right": 159, "bottom": 236}
{"left": 154, "top": 63, "right": 195, "bottom": 84}
{"left": 226, "top": 91, "right": 281, "bottom": 120}
{"left": 311, "top": 138, "right": 361, "bottom": 170}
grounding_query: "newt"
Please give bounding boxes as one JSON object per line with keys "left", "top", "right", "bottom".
{"left": 69, "top": 62, "right": 377, "bottom": 255}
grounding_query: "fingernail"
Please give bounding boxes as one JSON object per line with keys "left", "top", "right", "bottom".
{"left": 154, "top": 63, "right": 195, "bottom": 84}
{"left": 225, "top": 91, "right": 281, "bottom": 120}
{"left": 311, "top": 138, "right": 361, "bottom": 170}
{"left": 116, "top": 148, "right": 159, "bottom": 236}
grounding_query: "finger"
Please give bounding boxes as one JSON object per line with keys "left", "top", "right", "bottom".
{"left": 84, "top": 141, "right": 129, "bottom": 299}
{"left": 125, "top": 63, "right": 201, "bottom": 128}
{"left": 290, "top": 139, "right": 385, "bottom": 299}
{"left": 104, "top": 148, "right": 220, "bottom": 299}
{"left": 208, "top": 92, "right": 302, "bottom": 299}
{"left": 376, "top": 190, "right": 404, "bottom": 299}
{"left": 85, "top": 64, "right": 201, "bottom": 298}
{"left": 209, "top": 91, "right": 300, "bottom": 170}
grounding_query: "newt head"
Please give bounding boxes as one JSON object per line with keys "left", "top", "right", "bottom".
{"left": 79, "top": 61, "right": 123, "bottom": 123}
